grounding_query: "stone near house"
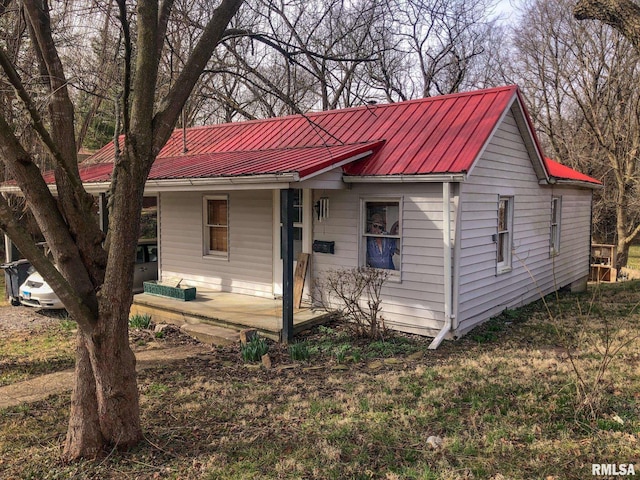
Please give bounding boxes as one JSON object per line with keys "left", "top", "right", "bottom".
{"left": 383, "top": 357, "right": 403, "bottom": 365}
{"left": 154, "top": 323, "right": 170, "bottom": 334}
{"left": 367, "top": 360, "right": 384, "bottom": 370}
{"left": 426, "top": 435, "right": 443, "bottom": 450}
{"left": 407, "top": 351, "right": 423, "bottom": 361}
{"left": 261, "top": 353, "right": 272, "bottom": 369}
{"left": 240, "top": 328, "right": 258, "bottom": 345}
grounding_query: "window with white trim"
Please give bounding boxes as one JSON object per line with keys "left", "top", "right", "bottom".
{"left": 497, "top": 196, "right": 513, "bottom": 273}
{"left": 362, "top": 199, "right": 401, "bottom": 272}
{"left": 550, "top": 196, "right": 561, "bottom": 256}
{"left": 204, "top": 196, "right": 228, "bottom": 256}
{"left": 278, "top": 189, "right": 304, "bottom": 260}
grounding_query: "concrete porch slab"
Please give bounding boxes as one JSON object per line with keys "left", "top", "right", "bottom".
{"left": 131, "top": 289, "right": 332, "bottom": 341}
{"left": 180, "top": 323, "right": 240, "bottom": 346}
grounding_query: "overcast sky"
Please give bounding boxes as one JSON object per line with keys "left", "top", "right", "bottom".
{"left": 494, "top": 0, "right": 519, "bottom": 22}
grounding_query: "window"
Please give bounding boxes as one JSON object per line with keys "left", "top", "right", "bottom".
{"left": 204, "top": 196, "right": 228, "bottom": 256}
{"left": 362, "top": 199, "right": 401, "bottom": 272}
{"left": 293, "top": 189, "right": 303, "bottom": 259}
{"left": 550, "top": 196, "right": 561, "bottom": 256}
{"left": 279, "top": 189, "right": 304, "bottom": 260}
{"left": 497, "top": 196, "right": 513, "bottom": 273}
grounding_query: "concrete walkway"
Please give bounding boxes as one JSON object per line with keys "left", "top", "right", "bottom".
{"left": 0, "top": 344, "right": 209, "bottom": 409}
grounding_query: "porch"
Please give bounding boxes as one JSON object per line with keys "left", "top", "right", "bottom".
{"left": 130, "top": 288, "right": 332, "bottom": 342}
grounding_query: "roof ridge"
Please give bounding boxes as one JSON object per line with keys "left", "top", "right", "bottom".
{"left": 158, "top": 139, "right": 385, "bottom": 158}
{"left": 189, "top": 85, "right": 520, "bottom": 130}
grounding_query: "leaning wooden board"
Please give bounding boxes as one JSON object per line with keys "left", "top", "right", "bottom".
{"left": 293, "top": 253, "right": 310, "bottom": 309}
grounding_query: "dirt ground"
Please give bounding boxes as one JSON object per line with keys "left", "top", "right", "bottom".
{"left": 0, "top": 304, "right": 210, "bottom": 408}
{"left": 0, "top": 304, "right": 64, "bottom": 337}
{"left": 0, "top": 303, "right": 201, "bottom": 348}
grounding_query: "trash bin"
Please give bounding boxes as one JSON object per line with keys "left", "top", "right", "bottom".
{"left": 1, "top": 259, "right": 32, "bottom": 306}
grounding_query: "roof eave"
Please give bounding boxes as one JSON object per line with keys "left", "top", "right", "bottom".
{"left": 142, "top": 172, "right": 300, "bottom": 192}
{"left": 344, "top": 173, "right": 466, "bottom": 183}
{"left": 540, "top": 178, "right": 603, "bottom": 190}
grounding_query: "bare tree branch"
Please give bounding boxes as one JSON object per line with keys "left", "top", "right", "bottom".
{"left": 153, "top": 0, "right": 244, "bottom": 155}
{"left": 574, "top": 0, "right": 640, "bottom": 51}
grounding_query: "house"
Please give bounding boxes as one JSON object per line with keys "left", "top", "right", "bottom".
{"left": 64, "top": 86, "right": 603, "bottom": 345}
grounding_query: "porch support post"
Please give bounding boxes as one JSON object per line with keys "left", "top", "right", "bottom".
{"left": 280, "top": 188, "right": 294, "bottom": 343}
{"left": 98, "top": 192, "right": 109, "bottom": 233}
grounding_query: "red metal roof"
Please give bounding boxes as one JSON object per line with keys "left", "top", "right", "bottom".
{"left": 544, "top": 158, "right": 601, "bottom": 185}
{"left": 72, "top": 85, "right": 599, "bottom": 185}
{"left": 86, "top": 86, "right": 520, "bottom": 176}
{"left": 74, "top": 142, "right": 384, "bottom": 183}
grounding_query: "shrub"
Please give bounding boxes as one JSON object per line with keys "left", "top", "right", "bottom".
{"left": 241, "top": 335, "right": 269, "bottom": 362}
{"left": 315, "top": 267, "right": 389, "bottom": 339}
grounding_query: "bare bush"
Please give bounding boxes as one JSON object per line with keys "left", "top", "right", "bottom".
{"left": 518, "top": 254, "right": 639, "bottom": 419}
{"left": 314, "top": 267, "right": 388, "bottom": 339}
{"left": 549, "top": 291, "right": 640, "bottom": 420}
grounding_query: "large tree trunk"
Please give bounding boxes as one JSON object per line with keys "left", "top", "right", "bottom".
{"left": 63, "top": 333, "right": 103, "bottom": 459}
{"left": 63, "top": 144, "right": 148, "bottom": 458}
{"left": 64, "top": 313, "right": 141, "bottom": 458}
{"left": 0, "top": 0, "right": 244, "bottom": 461}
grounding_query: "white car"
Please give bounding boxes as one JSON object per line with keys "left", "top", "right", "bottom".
{"left": 18, "top": 240, "right": 158, "bottom": 309}
{"left": 19, "top": 270, "right": 65, "bottom": 309}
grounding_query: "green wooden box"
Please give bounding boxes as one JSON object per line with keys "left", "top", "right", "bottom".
{"left": 143, "top": 281, "right": 196, "bottom": 301}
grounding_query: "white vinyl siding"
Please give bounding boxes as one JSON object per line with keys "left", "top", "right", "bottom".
{"left": 159, "top": 190, "right": 274, "bottom": 297}
{"left": 312, "top": 183, "right": 451, "bottom": 337}
{"left": 456, "top": 108, "right": 592, "bottom": 335}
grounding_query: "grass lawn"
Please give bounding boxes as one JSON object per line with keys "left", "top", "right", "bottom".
{"left": 0, "top": 272, "right": 8, "bottom": 307}
{"left": 0, "top": 283, "right": 639, "bottom": 479}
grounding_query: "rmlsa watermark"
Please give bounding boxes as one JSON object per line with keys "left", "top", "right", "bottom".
{"left": 592, "top": 464, "right": 636, "bottom": 476}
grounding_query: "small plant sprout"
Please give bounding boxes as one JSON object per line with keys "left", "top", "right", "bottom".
{"left": 333, "top": 343, "right": 351, "bottom": 364}
{"left": 129, "top": 313, "right": 152, "bottom": 329}
{"left": 288, "top": 341, "right": 311, "bottom": 361}
{"left": 241, "top": 334, "right": 269, "bottom": 362}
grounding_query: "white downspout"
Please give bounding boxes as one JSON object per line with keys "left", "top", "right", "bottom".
{"left": 429, "top": 181, "right": 453, "bottom": 350}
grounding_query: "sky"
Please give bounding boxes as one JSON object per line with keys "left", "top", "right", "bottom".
{"left": 493, "top": 0, "right": 519, "bottom": 22}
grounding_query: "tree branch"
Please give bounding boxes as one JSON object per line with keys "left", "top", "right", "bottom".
{"left": 156, "top": 0, "right": 175, "bottom": 61}
{"left": 0, "top": 195, "right": 96, "bottom": 330}
{"left": 152, "top": 0, "right": 244, "bottom": 156}
{"left": 222, "top": 29, "right": 376, "bottom": 63}
{"left": 574, "top": 0, "right": 640, "bottom": 50}
{"left": 0, "top": 114, "right": 99, "bottom": 318}
{"left": 22, "top": 0, "right": 107, "bottom": 286}
{"left": 116, "top": 0, "right": 132, "bottom": 137}
{"left": 0, "top": 46, "right": 82, "bottom": 192}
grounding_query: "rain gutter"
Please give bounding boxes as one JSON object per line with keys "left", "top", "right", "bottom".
{"left": 429, "top": 181, "right": 454, "bottom": 350}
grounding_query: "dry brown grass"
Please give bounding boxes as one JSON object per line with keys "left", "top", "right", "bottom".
{"left": 0, "top": 283, "right": 639, "bottom": 479}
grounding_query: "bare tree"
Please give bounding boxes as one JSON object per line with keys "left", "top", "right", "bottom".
{"left": 380, "top": 0, "right": 499, "bottom": 98}
{"left": 0, "top": 0, "right": 243, "bottom": 460}
{"left": 506, "top": 0, "right": 640, "bottom": 269}
{"left": 173, "top": 0, "right": 502, "bottom": 123}
{"left": 230, "top": 0, "right": 385, "bottom": 112}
